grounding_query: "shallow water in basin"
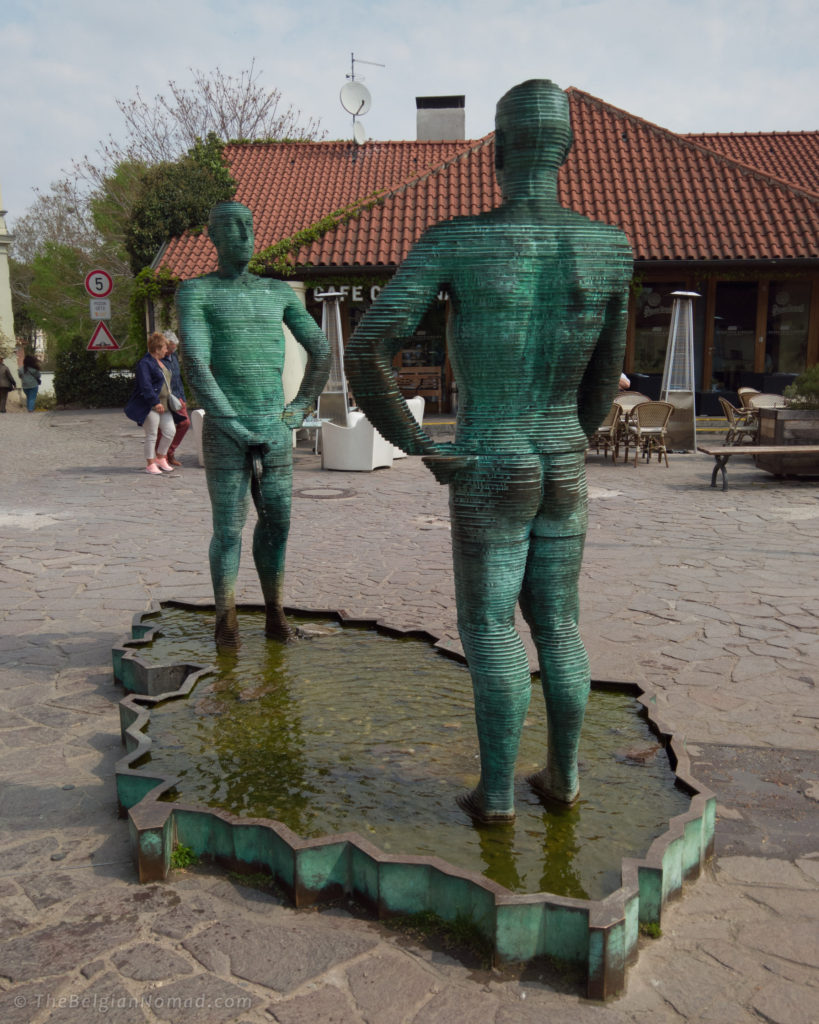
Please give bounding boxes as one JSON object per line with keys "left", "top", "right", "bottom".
{"left": 136, "top": 606, "right": 690, "bottom": 899}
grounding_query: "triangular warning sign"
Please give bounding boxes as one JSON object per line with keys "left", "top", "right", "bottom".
{"left": 87, "top": 321, "right": 120, "bottom": 351}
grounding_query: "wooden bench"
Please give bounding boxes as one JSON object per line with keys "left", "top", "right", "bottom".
{"left": 396, "top": 367, "right": 444, "bottom": 411}
{"left": 698, "top": 444, "right": 819, "bottom": 490}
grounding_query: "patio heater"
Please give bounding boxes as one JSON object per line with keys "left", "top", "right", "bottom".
{"left": 660, "top": 291, "right": 699, "bottom": 451}
{"left": 315, "top": 289, "right": 351, "bottom": 426}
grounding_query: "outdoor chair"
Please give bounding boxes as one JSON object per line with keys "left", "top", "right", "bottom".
{"left": 718, "top": 396, "right": 758, "bottom": 445}
{"left": 190, "top": 408, "right": 206, "bottom": 467}
{"left": 613, "top": 393, "right": 653, "bottom": 456}
{"left": 737, "top": 387, "right": 761, "bottom": 409}
{"left": 392, "top": 395, "right": 425, "bottom": 459}
{"left": 613, "top": 391, "right": 652, "bottom": 417}
{"left": 321, "top": 410, "right": 394, "bottom": 471}
{"left": 317, "top": 391, "right": 352, "bottom": 426}
{"left": 588, "top": 403, "right": 622, "bottom": 461}
{"left": 626, "top": 400, "right": 674, "bottom": 467}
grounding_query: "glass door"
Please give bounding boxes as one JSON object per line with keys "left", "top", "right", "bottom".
{"left": 711, "top": 282, "right": 757, "bottom": 392}
{"left": 766, "top": 281, "right": 811, "bottom": 374}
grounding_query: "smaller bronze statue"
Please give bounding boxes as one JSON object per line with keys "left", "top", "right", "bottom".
{"left": 348, "top": 81, "right": 633, "bottom": 821}
{"left": 177, "top": 201, "right": 330, "bottom": 648}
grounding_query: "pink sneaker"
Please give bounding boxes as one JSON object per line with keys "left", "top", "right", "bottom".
{"left": 146, "top": 463, "right": 162, "bottom": 475}
{"left": 154, "top": 457, "right": 174, "bottom": 472}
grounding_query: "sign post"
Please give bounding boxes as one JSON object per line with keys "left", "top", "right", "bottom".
{"left": 84, "top": 269, "right": 119, "bottom": 350}
{"left": 84, "top": 269, "right": 113, "bottom": 298}
{"left": 88, "top": 321, "right": 120, "bottom": 351}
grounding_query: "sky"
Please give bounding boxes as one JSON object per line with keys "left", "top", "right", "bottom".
{"left": 3, "top": 0, "right": 819, "bottom": 228}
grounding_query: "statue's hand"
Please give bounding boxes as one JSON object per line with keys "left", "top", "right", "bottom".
{"left": 281, "top": 403, "right": 308, "bottom": 429}
{"left": 214, "top": 417, "right": 254, "bottom": 447}
{"left": 421, "top": 444, "right": 478, "bottom": 485}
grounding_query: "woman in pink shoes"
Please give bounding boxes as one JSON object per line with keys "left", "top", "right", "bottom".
{"left": 124, "top": 333, "right": 177, "bottom": 474}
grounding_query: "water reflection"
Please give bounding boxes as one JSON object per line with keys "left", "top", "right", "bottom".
{"left": 135, "top": 606, "right": 690, "bottom": 899}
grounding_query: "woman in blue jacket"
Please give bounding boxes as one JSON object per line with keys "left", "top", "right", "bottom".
{"left": 19, "top": 355, "right": 42, "bottom": 412}
{"left": 124, "top": 333, "right": 176, "bottom": 474}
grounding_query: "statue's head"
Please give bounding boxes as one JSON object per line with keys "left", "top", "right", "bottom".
{"left": 208, "top": 201, "right": 254, "bottom": 267}
{"left": 494, "top": 80, "right": 573, "bottom": 192}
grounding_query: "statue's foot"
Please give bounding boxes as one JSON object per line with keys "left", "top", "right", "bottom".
{"left": 215, "top": 609, "right": 240, "bottom": 650}
{"left": 527, "top": 768, "right": 579, "bottom": 807}
{"left": 265, "top": 605, "right": 296, "bottom": 643}
{"left": 456, "top": 787, "right": 515, "bottom": 824}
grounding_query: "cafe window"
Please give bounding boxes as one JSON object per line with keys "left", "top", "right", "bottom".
{"left": 392, "top": 299, "right": 448, "bottom": 412}
{"left": 633, "top": 283, "right": 684, "bottom": 373}
{"left": 765, "top": 281, "right": 811, "bottom": 374}
{"left": 397, "top": 299, "right": 447, "bottom": 368}
{"left": 712, "top": 282, "right": 757, "bottom": 391}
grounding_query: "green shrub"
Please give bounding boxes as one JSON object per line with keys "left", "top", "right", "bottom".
{"left": 35, "top": 391, "right": 57, "bottom": 411}
{"left": 54, "top": 335, "right": 135, "bottom": 408}
{"left": 784, "top": 364, "right": 819, "bottom": 409}
{"left": 170, "top": 844, "right": 198, "bottom": 870}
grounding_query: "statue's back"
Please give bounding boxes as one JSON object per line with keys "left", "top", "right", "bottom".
{"left": 436, "top": 207, "right": 631, "bottom": 451}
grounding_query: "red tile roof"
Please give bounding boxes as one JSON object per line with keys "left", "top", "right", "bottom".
{"left": 162, "top": 139, "right": 486, "bottom": 278}
{"left": 288, "top": 137, "right": 497, "bottom": 271}
{"left": 562, "top": 89, "right": 819, "bottom": 262}
{"left": 161, "top": 88, "right": 819, "bottom": 280}
{"left": 686, "top": 131, "right": 819, "bottom": 194}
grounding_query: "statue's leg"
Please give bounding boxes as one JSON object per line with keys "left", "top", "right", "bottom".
{"left": 451, "top": 457, "right": 541, "bottom": 822}
{"left": 203, "top": 422, "right": 250, "bottom": 649}
{"left": 253, "top": 451, "right": 294, "bottom": 641}
{"left": 520, "top": 453, "right": 589, "bottom": 805}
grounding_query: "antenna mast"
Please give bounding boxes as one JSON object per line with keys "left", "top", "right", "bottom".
{"left": 339, "top": 52, "right": 385, "bottom": 145}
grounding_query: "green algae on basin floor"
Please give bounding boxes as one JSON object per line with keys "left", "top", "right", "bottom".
{"left": 136, "top": 606, "right": 690, "bottom": 900}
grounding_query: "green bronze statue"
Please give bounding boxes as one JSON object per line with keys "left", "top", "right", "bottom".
{"left": 347, "top": 80, "right": 633, "bottom": 822}
{"left": 177, "top": 201, "right": 330, "bottom": 648}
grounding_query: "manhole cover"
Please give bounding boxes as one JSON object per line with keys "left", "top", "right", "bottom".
{"left": 295, "top": 487, "right": 356, "bottom": 500}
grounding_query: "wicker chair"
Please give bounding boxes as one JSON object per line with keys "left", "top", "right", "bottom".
{"left": 626, "top": 401, "right": 674, "bottom": 467}
{"left": 613, "top": 392, "right": 652, "bottom": 417}
{"left": 737, "top": 387, "right": 761, "bottom": 409}
{"left": 588, "top": 403, "right": 622, "bottom": 461}
{"left": 718, "top": 396, "right": 758, "bottom": 446}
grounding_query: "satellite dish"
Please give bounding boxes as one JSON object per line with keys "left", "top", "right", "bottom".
{"left": 340, "top": 80, "right": 372, "bottom": 116}
{"left": 353, "top": 121, "right": 367, "bottom": 145}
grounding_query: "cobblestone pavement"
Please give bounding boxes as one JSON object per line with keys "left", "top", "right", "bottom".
{"left": 1, "top": 409, "right": 817, "bottom": 1024}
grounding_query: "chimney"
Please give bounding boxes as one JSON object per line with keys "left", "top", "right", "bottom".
{"left": 416, "top": 95, "right": 465, "bottom": 141}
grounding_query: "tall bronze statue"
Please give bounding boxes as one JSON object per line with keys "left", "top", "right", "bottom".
{"left": 177, "top": 202, "right": 330, "bottom": 648}
{"left": 347, "top": 81, "right": 633, "bottom": 821}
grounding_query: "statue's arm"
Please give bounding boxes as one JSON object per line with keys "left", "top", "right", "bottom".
{"left": 346, "top": 236, "right": 446, "bottom": 456}
{"left": 176, "top": 280, "right": 254, "bottom": 446}
{"left": 281, "top": 296, "right": 331, "bottom": 427}
{"left": 577, "top": 243, "right": 632, "bottom": 438}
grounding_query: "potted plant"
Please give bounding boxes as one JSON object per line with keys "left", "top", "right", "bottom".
{"left": 783, "top": 364, "right": 819, "bottom": 410}
{"left": 755, "top": 364, "right": 819, "bottom": 476}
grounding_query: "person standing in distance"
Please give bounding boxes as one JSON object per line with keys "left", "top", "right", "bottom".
{"left": 161, "top": 333, "right": 190, "bottom": 466}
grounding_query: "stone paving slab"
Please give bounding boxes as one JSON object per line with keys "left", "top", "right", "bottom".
{"left": 0, "top": 409, "right": 817, "bottom": 1023}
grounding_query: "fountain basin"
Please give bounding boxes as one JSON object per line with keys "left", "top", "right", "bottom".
{"left": 113, "top": 601, "right": 715, "bottom": 999}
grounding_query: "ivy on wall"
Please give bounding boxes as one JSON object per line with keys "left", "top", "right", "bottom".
{"left": 130, "top": 265, "right": 181, "bottom": 347}
{"left": 249, "top": 192, "right": 386, "bottom": 277}
{"left": 131, "top": 189, "right": 390, "bottom": 348}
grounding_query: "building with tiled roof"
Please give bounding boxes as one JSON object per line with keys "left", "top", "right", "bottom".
{"left": 160, "top": 89, "right": 819, "bottom": 413}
